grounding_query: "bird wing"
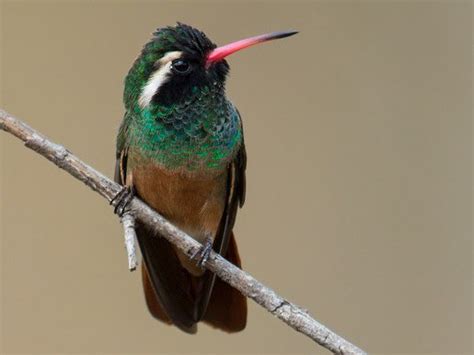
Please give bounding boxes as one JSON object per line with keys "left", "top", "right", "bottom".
{"left": 193, "top": 137, "right": 246, "bottom": 323}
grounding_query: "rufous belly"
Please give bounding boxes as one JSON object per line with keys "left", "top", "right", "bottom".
{"left": 128, "top": 160, "right": 227, "bottom": 276}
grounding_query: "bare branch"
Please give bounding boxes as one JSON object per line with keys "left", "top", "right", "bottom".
{"left": 0, "top": 109, "right": 367, "bottom": 355}
{"left": 121, "top": 212, "right": 139, "bottom": 271}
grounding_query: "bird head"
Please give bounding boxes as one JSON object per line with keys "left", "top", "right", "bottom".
{"left": 124, "top": 23, "right": 297, "bottom": 110}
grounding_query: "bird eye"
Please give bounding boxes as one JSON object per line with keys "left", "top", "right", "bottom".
{"left": 171, "top": 59, "right": 191, "bottom": 74}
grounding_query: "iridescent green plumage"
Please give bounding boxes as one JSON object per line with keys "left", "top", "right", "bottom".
{"left": 118, "top": 24, "right": 241, "bottom": 172}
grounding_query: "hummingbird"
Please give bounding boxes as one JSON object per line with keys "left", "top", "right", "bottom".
{"left": 114, "top": 23, "right": 297, "bottom": 333}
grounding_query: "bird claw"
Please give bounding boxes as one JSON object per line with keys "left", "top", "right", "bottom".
{"left": 111, "top": 186, "right": 134, "bottom": 217}
{"left": 191, "top": 236, "right": 213, "bottom": 269}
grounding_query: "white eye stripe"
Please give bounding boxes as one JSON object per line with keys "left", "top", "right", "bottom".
{"left": 138, "top": 51, "right": 182, "bottom": 108}
{"left": 138, "top": 62, "right": 172, "bottom": 108}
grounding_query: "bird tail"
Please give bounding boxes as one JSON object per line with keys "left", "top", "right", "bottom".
{"left": 202, "top": 232, "right": 247, "bottom": 332}
{"left": 141, "top": 232, "right": 247, "bottom": 332}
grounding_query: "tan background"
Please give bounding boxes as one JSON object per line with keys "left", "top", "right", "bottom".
{"left": 0, "top": 1, "right": 472, "bottom": 354}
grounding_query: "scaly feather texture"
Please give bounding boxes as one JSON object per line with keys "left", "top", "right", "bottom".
{"left": 124, "top": 87, "right": 242, "bottom": 172}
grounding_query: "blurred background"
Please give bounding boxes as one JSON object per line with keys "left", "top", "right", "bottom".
{"left": 0, "top": 1, "right": 472, "bottom": 354}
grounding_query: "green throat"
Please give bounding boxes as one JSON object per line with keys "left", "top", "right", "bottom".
{"left": 123, "top": 84, "right": 242, "bottom": 172}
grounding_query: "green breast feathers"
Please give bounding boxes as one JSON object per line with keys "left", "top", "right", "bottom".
{"left": 119, "top": 85, "right": 242, "bottom": 173}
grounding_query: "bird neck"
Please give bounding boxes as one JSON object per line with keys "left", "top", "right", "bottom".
{"left": 127, "top": 85, "right": 242, "bottom": 174}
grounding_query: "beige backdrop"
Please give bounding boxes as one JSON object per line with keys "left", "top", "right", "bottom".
{"left": 0, "top": 1, "right": 472, "bottom": 354}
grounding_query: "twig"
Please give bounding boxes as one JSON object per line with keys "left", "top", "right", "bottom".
{"left": 0, "top": 108, "right": 367, "bottom": 355}
{"left": 121, "top": 212, "right": 138, "bottom": 271}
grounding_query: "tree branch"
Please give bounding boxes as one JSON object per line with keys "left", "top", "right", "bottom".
{"left": 121, "top": 212, "right": 139, "bottom": 271}
{"left": 0, "top": 109, "right": 367, "bottom": 355}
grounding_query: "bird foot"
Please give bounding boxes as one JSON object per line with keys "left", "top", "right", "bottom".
{"left": 191, "top": 236, "right": 213, "bottom": 269}
{"left": 110, "top": 186, "right": 134, "bottom": 217}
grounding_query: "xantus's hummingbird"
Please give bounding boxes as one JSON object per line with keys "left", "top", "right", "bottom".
{"left": 114, "top": 23, "right": 297, "bottom": 333}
